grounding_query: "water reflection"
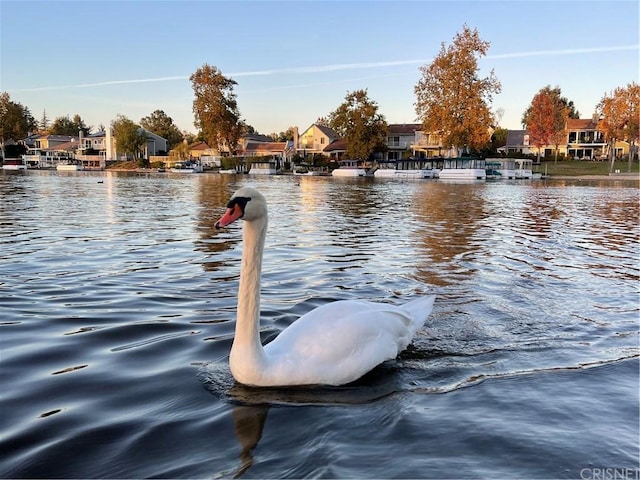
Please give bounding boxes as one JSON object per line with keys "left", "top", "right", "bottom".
{"left": 410, "top": 182, "right": 486, "bottom": 286}
{"left": 194, "top": 175, "right": 242, "bottom": 272}
{"left": 231, "top": 405, "right": 268, "bottom": 478}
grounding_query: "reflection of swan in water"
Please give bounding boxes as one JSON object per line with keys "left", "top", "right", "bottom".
{"left": 231, "top": 405, "right": 268, "bottom": 478}
{"left": 215, "top": 187, "right": 436, "bottom": 387}
{"left": 200, "top": 362, "right": 405, "bottom": 478}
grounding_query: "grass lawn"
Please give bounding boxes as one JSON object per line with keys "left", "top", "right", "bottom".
{"left": 541, "top": 160, "right": 639, "bottom": 176}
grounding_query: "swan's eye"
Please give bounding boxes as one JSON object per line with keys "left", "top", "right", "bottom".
{"left": 227, "top": 196, "right": 251, "bottom": 212}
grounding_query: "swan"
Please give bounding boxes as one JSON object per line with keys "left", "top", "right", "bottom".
{"left": 215, "top": 186, "right": 436, "bottom": 387}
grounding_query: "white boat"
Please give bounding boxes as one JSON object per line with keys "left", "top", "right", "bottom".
{"left": 438, "top": 158, "right": 486, "bottom": 180}
{"left": 374, "top": 158, "right": 439, "bottom": 179}
{"left": 514, "top": 159, "right": 533, "bottom": 179}
{"left": 331, "top": 159, "right": 375, "bottom": 177}
{"left": 248, "top": 160, "right": 279, "bottom": 175}
{"left": 485, "top": 158, "right": 517, "bottom": 179}
{"left": 171, "top": 160, "right": 203, "bottom": 173}
{"left": 56, "top": 160, "right": 83, "bottom": 171}
{"left": 2, "top": 158, "right": 27, "bottom": 170}
{"left": 293, "top": 164, "right": 330, "bottom": 176}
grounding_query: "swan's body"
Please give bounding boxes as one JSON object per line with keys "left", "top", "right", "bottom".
{"left": 215, "top": 187, "right": 435, "bottom": 387}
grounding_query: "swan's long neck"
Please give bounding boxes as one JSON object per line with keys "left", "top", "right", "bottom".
{"left": 231, "top": 215, "right": 268, "bottom": 377}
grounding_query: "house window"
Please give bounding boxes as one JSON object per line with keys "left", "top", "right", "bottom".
{"left": 568, "top": 132, "right": 577, "bottom": 143}
{"left": 320, "top": 137, "right": 325, "bottom": 144}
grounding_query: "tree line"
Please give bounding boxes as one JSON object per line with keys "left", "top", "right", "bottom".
{"left": 1, "top": 24, "right": 638, "bottom": 171}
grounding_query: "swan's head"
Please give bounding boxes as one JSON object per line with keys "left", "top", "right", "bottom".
{"left": 215, "top": 187, "right": 267, "bottom": 228}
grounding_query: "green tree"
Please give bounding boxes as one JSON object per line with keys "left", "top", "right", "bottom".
{"left": 39, "top": 109, "right": 50, "bottom": 134}
{"left": 0, "top": 92, "right": 36, "bottom": 159}
{"left": 49, "top": 114, "right": 90, "bottom": 136}
{"left": 328, "top": 89, "right": 388, "bottom": 160}
{"left": 414, "top": 24, "right": 501, "bottom": 154}
{"left": 190, "top": 64, "right": 242, "bottom": 154}
{"left": 112, "top": 115, "right": 147, "bottom": 165}
{"left": 268, "top": 127, "right": 295, "bottom": 142}
{"left": 491, "top": 127, "right": 508, "bottom": 152}
{"left": 140, "top": 109, "right": 184, "bottom": 150}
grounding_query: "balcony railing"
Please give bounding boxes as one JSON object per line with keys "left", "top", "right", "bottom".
{"left": 387, "top": 141, "right": 409, "bottom": 149}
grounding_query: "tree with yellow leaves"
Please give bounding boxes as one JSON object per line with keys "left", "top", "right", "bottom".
{"left": 414, "top": 25, "right": 501, "bottom": 155}
{"left": 597, "top": 82, "right": 640, "bottom": 172}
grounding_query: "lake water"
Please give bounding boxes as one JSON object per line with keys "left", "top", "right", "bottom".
{"left": 1, "top": 170, "right": 638, "bottom": 479}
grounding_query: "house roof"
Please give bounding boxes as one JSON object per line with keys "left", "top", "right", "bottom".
{"left": 188, "top": 141, "right": 211, "bottom": 151}
{"left": 299, "top": 123, "right": 339, "bottom": 140}
{"left": 566, "top": 118, "right": 599, "bottom": 130}
{"left": 32, "top": 134, "right": 76, "bottom": 142}
{"left": 323, "top": 139, "right": 347, "bottom": 152}
{"left": 245, "top": 142, "right": 287, "bottom": 153}
{"left": 242, "top": 133, "right": 273, "bottom": 143}
{"left": 314, "top": 124, "right": 339, "bottom": 139}
{"left": 46, "top": 140, "right": 79, "bottom": 152}
{"left": 505, "top": 130, "right": 528, "bottom": 146}
{"left": 388, "top": 123, "right": 421, "bottom": 135}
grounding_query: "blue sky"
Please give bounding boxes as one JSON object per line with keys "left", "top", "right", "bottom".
{"left": 1, "top": 0, "right": 638, "bottom": 136}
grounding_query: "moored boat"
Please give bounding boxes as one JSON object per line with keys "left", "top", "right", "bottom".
{"left": 485, "top": 161, "right": 503, "bottom": 180}
{"left": 248, "top": 160, "right": 279, "bottom": 175}
{"left": 331, "top": 159, "right": 375, "bottom": 177}
{"left": 438, "top": 157, "right": 486, "bottom": 180}
{"left": 56, "top": 160, "right": 84, "bottom": 171}
{"left": 2, "top": 158, "right": 27, "bottom": 170}
{"left": 514, "top": 159, "right": 533, "bottom": 179}
{"left": 170, "top": 160, "right": 203, "bottom": 173}
{"left": 485, "top": 158, "right": 517, "bottom": 179}
{"left": 374, "top": 157, "right": 439, "bottom": 179}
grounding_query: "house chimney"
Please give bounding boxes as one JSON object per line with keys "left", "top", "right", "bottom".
{"left": 292, "top": 126, "right": 299, "bottom": 150}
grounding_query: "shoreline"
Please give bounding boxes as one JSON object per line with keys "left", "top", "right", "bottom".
{"left": 547, "top": 174, "right": 639, "bottom": 181}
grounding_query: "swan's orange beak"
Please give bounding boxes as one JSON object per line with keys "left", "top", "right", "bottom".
{"left": 215, "top": 204, "right": 243, "bottom": 228}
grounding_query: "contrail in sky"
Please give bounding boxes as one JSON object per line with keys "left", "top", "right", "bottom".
{"left": 10, "top": 45, "right": 638, "bottom": 92}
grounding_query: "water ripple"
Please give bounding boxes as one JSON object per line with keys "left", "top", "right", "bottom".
{"left": 1, "top": 172, "right": 638, "bottom": 479}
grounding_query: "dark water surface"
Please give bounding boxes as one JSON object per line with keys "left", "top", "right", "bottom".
{"left": 1, "top": 170, "right": 638, "bottom": 479}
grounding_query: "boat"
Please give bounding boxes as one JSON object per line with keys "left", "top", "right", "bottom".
{"left": 374, "top": 157, "right": 439, "bottom": 179}
{"left": 485, "top": 158, "right": 517, "bottom": 179}
{"left": 485, "top": 161, "right": 503, "bottom": 180}
{"left": 514, "top": 159, "right": 533, "bottom": 179}
{"left": 438, "top": 157, "right": 486, "bottom": 180}
{"left": 170, "top": 160, "right": 203, "bottom": 173}
{"left": 331, "top": 159, "right": 376, "bottom": 177}
{"left": 2, "top": 158, "right": 27, "bottom": 170}
{"left": 293, "top": 164, "right": 330, "bottom": 176}
{"left": 248, "top": 160, "right": 279, "bottom": 175}
{"left": 56, "top": 160, "right": 84, "bottom": 171}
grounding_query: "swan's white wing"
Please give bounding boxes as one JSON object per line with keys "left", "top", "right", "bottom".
{"left": 261, "top": 300, "right": 420, "bottom": 386}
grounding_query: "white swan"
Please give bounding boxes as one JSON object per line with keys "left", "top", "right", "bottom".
{"left": 215, "top": 187, "right": 436, "bottom": 387}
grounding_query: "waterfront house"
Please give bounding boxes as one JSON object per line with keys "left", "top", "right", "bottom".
{"left": 323, "top": 138, "right": 347, "bottom": 162}
{"left": 499, "top": 130, "right": 538, "bottom": 156}
{"left": 565, "top": 118, "right": 607, "bottom": 160}
{"left": 296, "top": 124, "right": 340, "bottom": 159}
{"left": 499, "top": 119, "right": 630, "bottom": 160}
{"left": 386, "top": 124, "right": 421, "bottom": 161}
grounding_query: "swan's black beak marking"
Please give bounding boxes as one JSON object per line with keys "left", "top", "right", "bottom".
{"left": 215, "top": 196, "right": 251, "bottom": 229}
